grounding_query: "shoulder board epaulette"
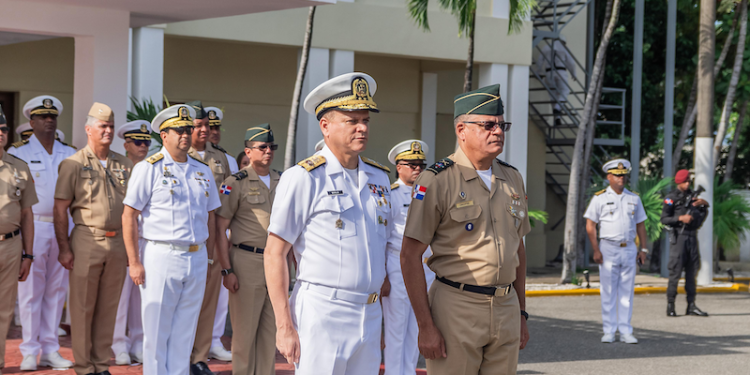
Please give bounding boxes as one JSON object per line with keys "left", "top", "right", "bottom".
{"left": 146, "top": 153, "right": 164, "bottom": 164}
{"left": 57, "top": 139, "right": 77, "bottom": 149}
{"left": 297, "top": 155, "right": 326, "bottom": 172}
{"left": 594, "top": 189, "right": 606, "bottom": 196}
{"left": 189, "top": 154, "right": 208, "bottom": 166}
{"left": 632, "top": 191, "right": 640, "bottom": 196}
{"left": 11, "top": 139, "right": 29, "bottom": 148}
{"left": 233, "top": 170, "right": 248, "bottom": 180}
{"left": 273, "top": 169, "right": 282, "bottom": 176}
{"left": 211, "top": 143, "right": 229, "bottom": 154}
{"left": 427, "top": 158, "right": 454, "bottom": 174}
{"left": 391, "top": 182, "right": 400, "bottom": 190}
{"left": 361, "top": 156, "right": 390, "bottom": 173}
{"left": 8, "top": 153, "right": 28, "bottom": 164}
{"left": 495, "top": 158, "right": 518, "bottom": 172}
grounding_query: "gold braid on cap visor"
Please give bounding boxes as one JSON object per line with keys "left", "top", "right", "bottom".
{"left": 208, "top": 120, "right": 221, "bottom": 126}
{"left": 159, "top": 117, "right": 193, "bottom": 130}
{"left": 315, "top": 96, "right": 378, "bottom": 117}
{"left": 30, "top": 107, "right": 59, "bottom": 116}
{"left": 607, "top": 169, "right": 629, "bottom": 175}
{"left": 395, "top": 150, "right": 426, "bottom": 161}
{"left": 125, "top": 133, "right": 152, "bottom": 140}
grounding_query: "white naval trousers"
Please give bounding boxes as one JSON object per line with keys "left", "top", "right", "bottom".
{"left": 545, "top": 70, "right": 569, "bottom": 111}
{"left": 291, "top": 281, "right": 382, "bottom": 375}
{"left": 18, "top": 220, "right": 68, "bottom": 356}
{"left": 140, "top": 241, "right": 207, "bottom": 375}
{"left": 382, "top": 250, "right": 435, "bottom": 375}
{"left": 599, "top": 240, "right": 637, "bottom": 335}
{"left": 112, "top": 239, "right": 145, "bottom": 357}
{"left": 211, "top": 285, "right": 229, "bottom": 349}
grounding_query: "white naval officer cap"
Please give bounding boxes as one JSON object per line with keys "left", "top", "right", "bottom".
{"left": 23, "top": 95, "right": 63, "bottom": 120}
{"left": 117, "top": 120, "right": 152, "bottom": 140}
{"left": 151, "top": 105, "right": 196, "bottom": 133}
{"left": 303, "top": 72, "right": 379, "bottom": 120}
{"left": 602, "top": 158, "right": 630, "bottom": 175}
{"left": 56, "top": 129, "right": 65, "bottom": 142}
{"left": 388, "top": 139, "right": 428, "bottom": 165}
{"left": 315, "top": 139, "right": 325, "bottom": 152}
{"left": 204, "top": 106, "right": 223, "bottom": 126}
{"left": 15, "top": 122, "right": 32, "bottom": 136}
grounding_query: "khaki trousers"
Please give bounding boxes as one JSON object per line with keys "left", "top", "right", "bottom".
{"left": 191, "top": 256, "right": 222, "bottom": 364}
{"left": 426, "top": 281, "right": 520, "bottom": 375}
{"left": 229, "top": 247, "right": 276, "bottom": 375}
{"left": 0, "top": 235, "right": 22, "bottom": 369}
{"left": 69, "top": 226, "right": 127, "bottom": 375}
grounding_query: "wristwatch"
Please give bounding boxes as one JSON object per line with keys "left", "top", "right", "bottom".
{"left": 640, "top": 248, "right": 649, "bottom": 254}
{"left": 207, "top": 259, "right": 214, "bottom": 265}
{"left": 520, "top": 310, "right": 529, "bottom": 321}
{"left": 221, "top": 268, "right": 234, "bottom": 276}
{"left": 22, "top": 254, "right": 35, "bottom": 261}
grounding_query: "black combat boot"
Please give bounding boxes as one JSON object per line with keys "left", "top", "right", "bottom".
{"left": 667, "top": 302, "right": 676, "bottom": 317}
{"left": 686, "top": 302, "right": 708, "bottom": 316}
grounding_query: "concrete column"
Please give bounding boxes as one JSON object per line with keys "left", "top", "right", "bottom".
{"left": 507, "top": 65, "right": 529, "bottom": 187}
{"left": 478, "top": 63, "right": 509, "bottom": 161}
{"left": 296, "top": 47, "right": 330, "bottom": 159}
{"left": 492, "top": 0, "right": 511, "bottom": 19}
{"left": 73, "top": 36, "right": 95, "bottom": 149}
{"left": 420, "top": 72, "right": 438, "bottom": 166}
{"left": 329, "top": 49, "right": 354, "bottom": 78}
{"left": 695, "top": 137, "right": 714, "bottom": 285}
{"left": 131, "top": 25, "right": 165, "bottom": 107}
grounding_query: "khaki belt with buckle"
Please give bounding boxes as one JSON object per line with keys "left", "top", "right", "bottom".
{"left": 0, "top": 229, "right": 21, "bottom": 241}
{"left": 619, "top": 242, "right": 628, "bottom": 247}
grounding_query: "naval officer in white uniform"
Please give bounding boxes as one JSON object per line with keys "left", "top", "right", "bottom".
{"left": 122, "top": 104, "right": 221, "bottom": 375}
{"left": 265, "top": 72, "right": 394, "bottom": 374}
{"left": 584, "top": 159, "right": 648, "bottom": 344}
{"left": 383, "top": 140, "right": 436, "bottom": 375}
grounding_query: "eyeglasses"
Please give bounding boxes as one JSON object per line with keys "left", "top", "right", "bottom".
{"left": 0, "top": 126, "right": 9, "bottom": 134}
{"left": 129, "top": 139, "right": 151, "bottom": 147}
{"left": 398, "top": 162, "right": 426, "bottom": 170}
{"left": 249, "top": 144, "right": 278, "bottom": 151}
{"left": 464, "top": 121, "right": 512, "bottom": 132}
{"left": 170, "top": 126, "right": 194, "bottom": 135}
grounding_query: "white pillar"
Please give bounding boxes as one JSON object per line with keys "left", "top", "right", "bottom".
{"left": 329, "top": 49, "right": 354, "bottom": 78}
{"left": 478, "top": 63, "right": 509, "bottom": 161}
{"left": 507, "top": 65, "right": 529, "bottom": 187}
{"left": 420, "top": 72, "right": 438, "bottom": 166}
{"left": 694, "top": 137, "right": 713, "bottom": 285}
{"left": 296, "top": 47, "right": 330, "bottom": 159}
{"left": 73, "top": 36, "right": 95, "bottom": 149}
{"left": 492, "top": 0, "right": 511, "bottom": 19}
{"left": 131, "top": 25, "right": 165, "bottom": 107}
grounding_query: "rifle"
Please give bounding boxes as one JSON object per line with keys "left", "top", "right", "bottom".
{"left": 680, "top": 185, "right": 706, "bottom": 235}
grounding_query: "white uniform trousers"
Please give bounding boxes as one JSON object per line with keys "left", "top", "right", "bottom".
{"left": 140, "top": 241, "right": 207, "bottom": 375}
{"left": 598, "top": 240, "right": 637, "bottom": 335}
{"left": 545, "top": 70, "right": 569, "bottom": 111}
{"left": 382, "top": 250, "right": 435, "bottom": 375}
{"left": 18, "top": 220, "right": 68, "bottom": 356}
{"left": 211, "top": 285, "right": 229, "bottom": 348}
{"left": 112, "top": 239, "right": 145, "bottom": 357}
{"left": 291, "top": 281, "right": 382, "bottom": 375}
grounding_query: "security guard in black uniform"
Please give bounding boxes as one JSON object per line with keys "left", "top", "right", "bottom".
{"left": 661, "top": 169, "right": 709, "bottom": 317}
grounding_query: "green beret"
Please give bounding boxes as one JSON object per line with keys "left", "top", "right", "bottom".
{"left": 453, "top": 84, "right": 504, "bottom": 118}
{"left": 185, "top": 100, "right": 206, "bottom": 119}
{"left": 245, "top": 123, "right": 274, "bottom": 143}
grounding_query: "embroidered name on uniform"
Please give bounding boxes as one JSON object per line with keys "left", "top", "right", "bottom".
{"left": 328, "top": 190, "right": 344, "bottom": 196}
{"left": 220, "top": 185, "right": 231, "bottom": 195}
{"left": 606, "top": 202, "right": 615, "bottom": 205}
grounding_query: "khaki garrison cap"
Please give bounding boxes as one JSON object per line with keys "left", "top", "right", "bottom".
{"left": 454, "top": 84, "right": 504, "bottom": 118}
{"left": 151, "top": 105, "right": 196, "bottom": 132}
{"left": 88, "top": 102, "right": 115, "bottom": 122}
{"left": 303, "top": 72, "right": 379, "bottom": 120}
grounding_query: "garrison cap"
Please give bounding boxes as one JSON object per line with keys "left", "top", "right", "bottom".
{"left": 23, "top": 95, "right": 63, "bottom": 119}
{"left": 315, "top": 139, "right": 325, "bottom": 152}
{"left": 15, "top": 122, "right": 32, "bottom": 137}
{"left": 117, "top": 120, "right": 151, "bottom": 140}
{"left": 245, "top": 123, "right": 274, "bottom": 143}
{"left": 205, "top": 106, "right": 223, "bottom": 126}
{"left": 152, "top": 105, "right": 196, "bottom": 133}
{"left": 454, "top": 84, "right": 504, "bottom": 118}
{"left": 602, "top": 159, "right": 630, "bottom": 175}
{"left": 185, "top": 101, "right": 206, "bottom": 120}
{"left": 0, "top": 104, "right": 5, "bottom": 125}
{"left": 88, "top": 102, "right": 115, "bottom": 122}
{"left": 388, "top": 139, "right": 428, "bottom": 165}
{"left": 304, "top": 72, "right": 379, "bottom": 120}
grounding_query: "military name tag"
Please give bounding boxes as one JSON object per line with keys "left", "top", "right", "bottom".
{"left": 327, "top": 190, "right": 343, "bottom": 196}
{"left": 31, "top": 160, "right": 42, "bottom": 164}
{"left": 248, "top": 192, "right": 260, "bottom": 196}
{"left": 456, "top": 200, "right": 474, "bottom": 209}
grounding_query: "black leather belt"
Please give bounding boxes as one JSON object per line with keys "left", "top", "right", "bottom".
{"left": 437, "top": 276, "right": 512, "bottom": 296}
{"left": 233, "top": 243, "right": 264, "bottom": 254}
{"left": 0, "top": 229, "right": 20, "bottom": 241}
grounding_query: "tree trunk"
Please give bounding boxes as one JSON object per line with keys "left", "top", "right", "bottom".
{"left": 712, "top": 0, "right": 747, "bottom": 171}
{"left": 284, "top": 6, "right": 316, "bottom": 170}
{"left": 561, "top": 0, "right": 622, "bottom": 284}
{"left": 463, "top": 8, "right": 476, "bottom": 93}
{"left": 725, "top": 100, "right": 748, "bottom": 182}
{"left": 672, "top": 6, "right": 740, "bottom": 173}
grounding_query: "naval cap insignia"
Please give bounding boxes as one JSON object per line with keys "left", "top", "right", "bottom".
{"left": 43, "top": 98, "right": 53, "bottom": 108}
{"left": 140, "top": 124, "right": 148, "bottom": 132}
{"left": 353, "top": 78, "right": 369, "bottom": 99}
{"left": 208, "top": 110, "right": 217, "bottom": 120}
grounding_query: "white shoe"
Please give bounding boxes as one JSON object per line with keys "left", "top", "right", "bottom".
{"left": 208, "top": 345, "right": 232, "bottom": 361}
{"left": 620, "top": 333, "right": 639, "bottom": 344}
{"left": 39, "top": 351, "right": 73, "bottom": 368}
{"left": 601, "top": 333, "right": 615, "bottom": 343}
{"left": 20, "top": 355, "right": 37, "bottom": 371}
{"left": 115, "top": 352, "right": 132, "bottom": 366}
{"left": 130, "top": 351, "right": 144, "bottom": 364}
{"left": 57, "top": 327, "right": 67, "bottom": 337}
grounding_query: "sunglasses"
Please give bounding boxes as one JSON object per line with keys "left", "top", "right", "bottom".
{"left": 209, "top": 125, "right": 221, "bottom": 130}
{"left": 0, "top": 126, "right": 9, "bottom": 134}
{"left": 170, "top": 126, "right": 194, "bottom": 135}
{"left": 398, "top": 162, "right": 426, "bottom": 170}
{"left": 250, "top": 144, "right": 278, "bottom": 151}
{"left": 464, "top": 121, "right": 512, "bottom": 132}
{"left": 129, "top": 139, "right": 152, "bottom": 147}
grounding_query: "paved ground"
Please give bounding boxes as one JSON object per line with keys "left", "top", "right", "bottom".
{"left": 518, "top": 293, "right": 750, "bottom": 374}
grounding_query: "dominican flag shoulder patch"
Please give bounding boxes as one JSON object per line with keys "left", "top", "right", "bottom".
{"left": 664, "top": 198, "right": 673, "bottom": 206}
{"left": 220, "top": 185, "right": 232, "bottom": 195}
{"left": 412, "top": 185, "right": 427, "bottom": 200}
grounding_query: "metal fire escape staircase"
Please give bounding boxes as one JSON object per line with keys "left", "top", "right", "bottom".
{"left": 530, "top": 0, "right": 626, "bottom": 220}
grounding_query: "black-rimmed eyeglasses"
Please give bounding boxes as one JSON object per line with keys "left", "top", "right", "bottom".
{"left": 464, "top": 121, "right": 512, "bottom": 132}
{"left": 169, "top": 126, "right": 194, "bottom": 135}
{"left": 249, "top": 144, "right": 278, "bottom": 151}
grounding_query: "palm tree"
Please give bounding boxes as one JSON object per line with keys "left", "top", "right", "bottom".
{"left": 407, "top": 0, "right": 534, "bottom": 93}
{"left": 724, "top": 100, "right": 748, "bottom": 182}
{"left": 284, "top": 6, "right": 317, "bottom": 170}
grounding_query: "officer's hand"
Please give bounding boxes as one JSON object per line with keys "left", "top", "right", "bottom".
{"left": 18, "top": 258, "right": 32, "bottom": 282}
{"left": 277, "top": 325, "right": 301, "bottom": 364}
{"left": 58, "top": 249, "right": 74, "bottom": 270}
{"left": 130, "top": 262, "right": 146, "bottom": 286}
{"left": 223, "top": 273, "right": 239, "bottom": 293}
{"left": 380, "top": 276, "right": 391, "bottom": 297}
{"left": 520, "top": 317, "right": 530, "bottom": 350}
{"left": 419, "top": 323, "right": 447, "bottom": 359}
{"left": 693, "top": 198, "right": 708, "bottom": 207}
{"left": 593, "top": 250, "right": 603, "bottom": 264}
{"left": 637, "top": 251, "right": 647, "bottom": 266}
{"left": 679, "top": 214, "right": 693, "bottom": 224}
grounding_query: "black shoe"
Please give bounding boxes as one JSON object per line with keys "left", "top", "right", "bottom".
{"left": 96, "top": 371, "right": 111, "bottom": 375}
{"left": 191, "top": 362, "right": 214, "bottom": 375}
{"left": 667, "top": 302, "right": 676, "bottom": 317}
{"left": 686, "top": 302, "right": 709, "bottom": 316}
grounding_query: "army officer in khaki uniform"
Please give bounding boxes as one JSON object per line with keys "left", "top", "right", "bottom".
{"left": 215, "top": 124, "right": 280, "bottom": 375}
{"left": 54, "top": 103, "right": 133, "bottom": 375}
{"left": 401, "top": 84, "right": 531, "bottom": 375}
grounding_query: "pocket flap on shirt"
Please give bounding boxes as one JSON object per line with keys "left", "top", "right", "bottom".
{"left": 315, "top": 193, "right": 355, "bottom": 213}
{"left": 449, "top": 204, "right": 482, "bottom": 222}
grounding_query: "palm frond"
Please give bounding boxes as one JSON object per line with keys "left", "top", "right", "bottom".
{"left": 437, "top": 0, "right": 476, "bottom": 36}
{"left": 713, "top": 180, "right": 750, "bottom": 251}
{"left": 127, "top": 97, "right": 163, "bottom": 145}
{"left": 635, "top": 177, "right": 674, "bottom": 241}
{"left": 509, "top": 0, "right": 536, "bottom": 34}
{"left": 529, "top": 209, "right": 549, "bottom": 228}
{"left": 407, "top": 0, "right": 431, "bottom": 31}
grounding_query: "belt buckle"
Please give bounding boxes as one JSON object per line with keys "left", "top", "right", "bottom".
{"left": 104, "top": 231, "right": 116, "bottom": 238}
{"left": 367, "top": 292, "right": 379, "bottom": 304}
{"left": 189, "top": 245, "right": 199, "bottom": 252}
{"left": 0, "top": 234, "right": 5, "bottom": 241}
{"left": 620, "top": 242, "right": 627, "bottom": 247}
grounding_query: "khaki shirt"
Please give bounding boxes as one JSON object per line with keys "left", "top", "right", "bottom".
{"left": 0, "top": 152, "right": 38, "bottom": 234}
{"left": 55, "top": 145, "right": 133, "bottom": 231}
{"left": 216, "top": 166, "right": 280, "bottom": 248}
{"left": 189, "top": 143, "right": 232, "bottom": 194}
{"left": 404, "top": 147, "right": 531, "bottom": 286}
